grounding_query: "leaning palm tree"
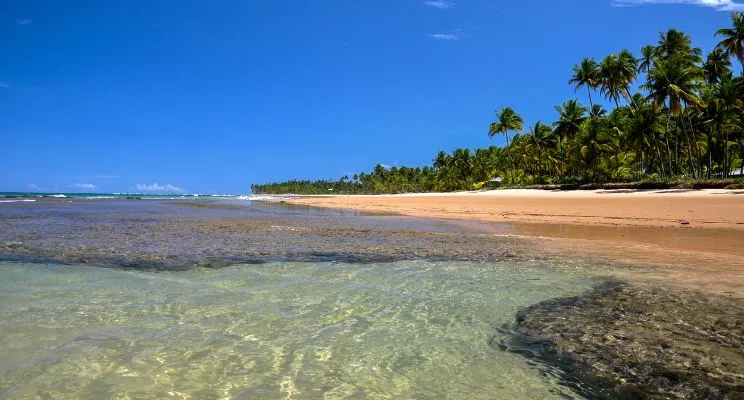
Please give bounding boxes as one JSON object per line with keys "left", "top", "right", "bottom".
{"left": 489, "top": 107, "right": 524, "bottom": 182}
{"left": 618, "top": 49, "right": 639, "bottom": 107}
{"left": 569, "top": 58, "right": 600, "bottom": 107}
{"left": 715, "top": 11, "right": 744, "bottom": 74}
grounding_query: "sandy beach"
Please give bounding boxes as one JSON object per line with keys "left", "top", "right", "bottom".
{"left": 277, "top": 189, "right": 744, "bottom": 295}
{"left": 275, "top": 189, "right": 744, "bottom": 229}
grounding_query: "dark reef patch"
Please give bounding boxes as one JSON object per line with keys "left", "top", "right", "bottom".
{"left": 494, "top": 280, "right": 744, "bottom": 399}
{"left": 0, "top": 198, "right": 536, "bottom": 270}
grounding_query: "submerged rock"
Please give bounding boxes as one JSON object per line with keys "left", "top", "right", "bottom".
{"left": 497, "top": 280, "right": 744, "bottom": 399}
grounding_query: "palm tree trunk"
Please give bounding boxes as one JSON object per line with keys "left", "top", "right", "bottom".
{"left": 624, "top": 88, "right": 638, "bottom": 112}
{"left": 725, "top": 130, "right": 730, "bottom": 178}
{"left": 505, "top": 133, "right": 515, "bottom": 183}
{"left": 651, "top": 131, "right": 665, "bottom": 177}
{"left": 587, "top": 87, "right": 594, "bottom": 108}
{"left": 681, "top": 117, "right": 696, "bottom": 178}
{"left": 537, "top": 148, "right": 543, "bottom": 182}
{"left": 683, "top": 106, "right": 702, "bottom": 179}
{"left": 707, "top": 129, "right": 713, "bottom": 179}
{"left": 665, "top": 107, "right": 673, "bottom": 177}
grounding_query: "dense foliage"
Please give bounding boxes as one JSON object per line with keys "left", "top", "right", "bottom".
{"left": 252, "top": 14, "right": 744, "bottom": 195}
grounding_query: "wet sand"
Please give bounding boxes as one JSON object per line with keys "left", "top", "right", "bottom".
{"left": 275, "top": 189, "right": 744, "bottom": 296}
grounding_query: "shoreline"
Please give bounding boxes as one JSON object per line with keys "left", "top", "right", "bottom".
{"left": 270, "top": 189, "right": 744, "bottom": 295}
{"left": 267, "top": 188, "right": 744, "bottom": 229}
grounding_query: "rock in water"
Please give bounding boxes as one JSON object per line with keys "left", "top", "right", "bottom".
{"left": 497, "top": 280, "right": 744, "bottom": 399}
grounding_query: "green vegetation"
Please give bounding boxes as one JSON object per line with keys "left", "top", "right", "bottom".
{"left": 252, "top": 14, "right": 744, "bottom": 195}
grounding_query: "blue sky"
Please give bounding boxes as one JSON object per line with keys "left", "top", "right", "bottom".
{"left": 1, "top": 0, "right": 741, "bottom": 194}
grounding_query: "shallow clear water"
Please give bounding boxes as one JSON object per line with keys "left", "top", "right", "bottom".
{"left": 0, "top": 260, "right": 608, "bottom": 399}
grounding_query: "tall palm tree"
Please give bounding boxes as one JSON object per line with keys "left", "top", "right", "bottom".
{"left": 598, "top": 51, "right": 637, "bottom": 108}
{"left": 489, "top": 107, "right": 524, "bottom": 182}
{"left": 638, "top": 45, "right": 657, "bottom": 75}
{"left": 642, "top": 54, "right": 704, "bottom": 177}
{"left": 618, "top": 49, "right": 639, "bottom": 107}
{"left": 657, "top": 29, "right": 702, "bottom": 62}
{"left": 708, "top": 74, "right": 744, "bottom": 177}
{"left": 599, "top": 54, "right": 622, "bottom": 108}
{"left": 715, "top": 12, "right": 744, "bottom": 74}
{"left": 569, "top": 58, "right": 600, "bottom": 107}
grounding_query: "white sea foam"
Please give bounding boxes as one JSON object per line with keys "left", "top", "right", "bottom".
{"left": 239, "top": 194, "right": 296, "bottom": 201}
{"left": 50, "top": 194, "right": 67, "bottom": 198}
{"left": 0, "top": 199, "right": 36, "bottom": 203}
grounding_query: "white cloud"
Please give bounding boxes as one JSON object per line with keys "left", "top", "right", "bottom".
{"left": 28, "top": 183, "right": 41, "bottom": 191}
{"left": 429, "top": 33, "right": 459, "bottom": 40}
{"left": 70, "top": 183, "right": 98, "bottom": 190}
{"left": 423, "top": 1, "right": 455, "bottom": 9}
{"left": 428, "top": 29, "right": 466, "bottom": 40}
{"left": 614, "top": 0, "right": 744, "bottom": 11}
{"left": 16, "top": 19, "right": 32, "bottom": 25}
{"left": 134, "top": 183, "right": 185, "bottom": 193}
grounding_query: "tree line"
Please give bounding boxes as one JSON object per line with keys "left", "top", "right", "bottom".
{"left": 252, "top": 14, "right": 744, "bottom": 195}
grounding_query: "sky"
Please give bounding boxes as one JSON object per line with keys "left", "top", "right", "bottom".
{"left": 1, "top": 0, "right": 741, "bottom": 194}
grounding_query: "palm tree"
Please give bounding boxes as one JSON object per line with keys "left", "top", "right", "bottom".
{"left": 707, "top": 74, "right": 744, "bottom": 177}
{"left": 657, "top": 29, "right": 702, "bottom": 62}
{"left": 715, "top": 12, "right": 744, "bottom": 74}
{"left": 599, "top": 54, "right": 622, "bottom": 108}
{"left": 433, "top": 150, "right": 450, "bottom": 170}
{"left": 589, "top": 104, "right": 608, "bottom": 119}
{"left": 553, "top": 100, "right": 588, "bottom": 178}
{"left": 569, "top": 58, "right": 600, "bottom": 107}
{"left": 626, "top": 102, "right": 665, "bottom": 176}
{"left": 489, "top": 107, "right": 524, "bottom": 182}
{"left": 577, "top": 115, "right": 615, "bottom": 180}
{"left": 598, "top": 51, "right": 637, "bottom": 108}
{"left": 451, "top": 148, "right": 474, "bottom": 185}
{"left": 638, "top": 45, "right": 657, "bottom": 75}
{"left": 525, "top": 121, "right": 555, "bottom": 181}
{"left": 642, "top": 54, "right": 704, "bottom": 177}
{"left": 554, "top": 100, "right": 588, "bottom": 142}
{"left": 618, "top": 49, "right": 639, "bottom": 107}
{"left": 704, "top": 48, "right": 733, "bottom": 84}
{"left": 473, "top": 148, "right": 498, "bottom": 182}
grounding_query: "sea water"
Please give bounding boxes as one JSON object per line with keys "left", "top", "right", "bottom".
{"left": 0, "top": 259, "right": 607, "bottom": 399}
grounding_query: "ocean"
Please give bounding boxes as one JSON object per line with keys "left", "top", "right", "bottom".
{"left": 0, "top": 196, "right": 617, "bottom": 398}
